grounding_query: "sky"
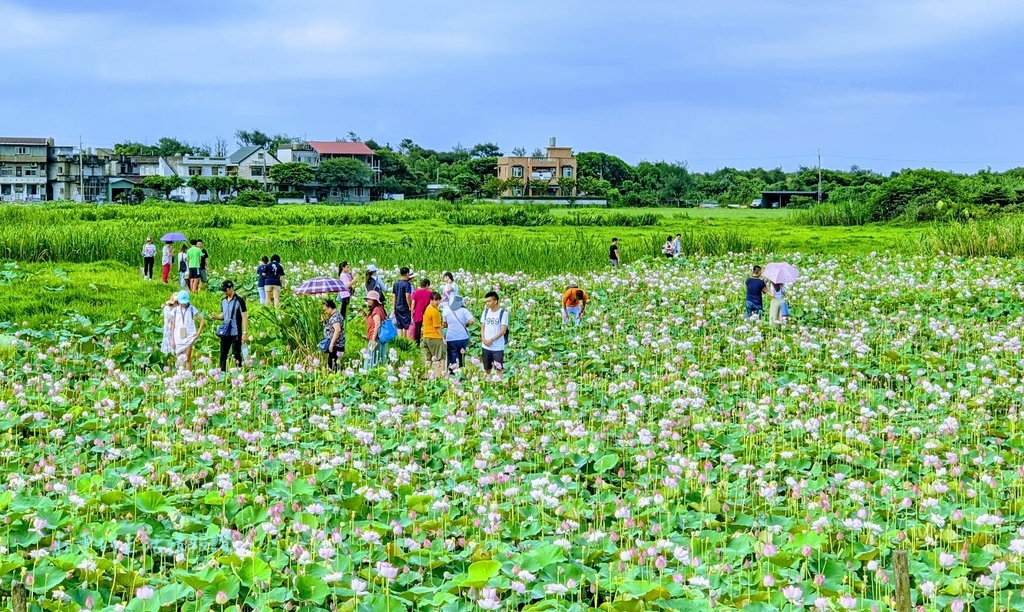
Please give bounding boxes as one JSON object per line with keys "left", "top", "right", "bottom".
{"left": 2, "top": 0, "right": 1024, "bottom": 173}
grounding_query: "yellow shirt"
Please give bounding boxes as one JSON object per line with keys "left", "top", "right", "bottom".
{"left": 423, "top": 305, "right": 443, "bottom": 340}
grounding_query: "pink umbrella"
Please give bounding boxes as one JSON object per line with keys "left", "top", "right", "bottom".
{"left": 762, "top": 262, "right": 799, "bottom": 284}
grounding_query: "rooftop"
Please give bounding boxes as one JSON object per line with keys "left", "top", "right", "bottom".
{"left": 0, "top": 137, "right": 50, "bottom": 145}
{"left": 308, "top": 141, "right": 375, "bottom": 156}
{"left": 228, "top": 146, "right": 262, "bottom": 164}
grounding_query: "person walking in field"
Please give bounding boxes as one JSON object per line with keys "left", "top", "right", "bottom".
{"left": 411, "top": 278, "right": 433, "bottom": 346}
{"left": 170, "top": 290, "right": 203, "bottom": 371}
{"left": 210, "top": 280, "right": 248, "bottom": 371}
{"left": 561, "top": 283, "right": 589, "bottom": 325}
{"left": 364, "top": 290, "right": 389, "bottom": 369}
{"left": 337, "top": 261, "right": 354, "bottom": 318}
{"left": 481, "top": 291, "right": 509, "bottom": 378}
{"left": 392, "top": 267, "right": 414, "bottom": 339}
{"left": 161, "top": 240, "right": 174, "bottom": 284}
{"left": 198, "top": 240, "right": 210, "bottom": 291}
{"left": 263, "top": 254, "right": 285, "bottom": 308}
{"left": 768, "top": 282, "right": 786, "bottom": 325}
{"left": 610, "top": 237, "right": 620, "bottom": 268}
{"left": 745, "top": 265, "right": 768, "bottom": 319}
{"left": 365, "top": 265, "right": 387, "bottom": 306}
{"left": 178, "top": 244, "right": 189, "bottom": 288}
{"left": 441, "top": 272, "right": 459, "bottom": 309}
{"left": 186, "top": 240, "right": 203, "bottom": 292}
{"left": 142, "top": 237, "right": 157, "bottom": 280}
{"left": 442, "top": 295, "right": 475, "bottom": 373}
{"left": 256, "top": 256, "right": 269, "bottom": 305}
{"left": 420, "top": 291, "right": 446, "bottom": 376}
{"left": 160, "top": 292, "right": 178, "bottom": 355}
{"left": 322, "top": 298, "right": 345, "bottom": 371}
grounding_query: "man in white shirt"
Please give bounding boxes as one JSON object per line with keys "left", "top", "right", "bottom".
{"left": 480, "top": 291, "right": 509, "bottom": 378}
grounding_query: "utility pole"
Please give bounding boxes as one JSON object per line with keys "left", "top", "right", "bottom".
{"left": 79, "top": 136, "right": 85, "bottom": 203}
{"left": 817, "top": 149, "right": 822, "bottom": 203}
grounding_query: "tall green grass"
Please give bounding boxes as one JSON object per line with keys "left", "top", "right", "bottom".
{"left": 902, "top": 217, "right": 1024, "bottom": 257}
{"left": 789, "top": 201, "right": 874, "bottom": 226}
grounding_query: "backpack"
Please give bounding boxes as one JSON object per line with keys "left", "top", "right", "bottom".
{"left": 499, "top": 309, "right": 510, "bottom": 344}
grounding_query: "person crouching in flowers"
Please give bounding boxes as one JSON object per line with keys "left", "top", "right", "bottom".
{"left": 561, "top": 283, "right": 588, "bottom": 325}
{"left": 363, "top": 291, "right": 388, "bottom": 369}
{"left": 160, "top": 292, "right": 178, "bottom": 356}
{"left": 170, "top": 290, "right": 203, "bottom": 371}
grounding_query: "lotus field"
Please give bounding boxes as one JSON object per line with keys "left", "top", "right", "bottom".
{"left": 5, "top": 253, "right": 1024, "bottom": 612}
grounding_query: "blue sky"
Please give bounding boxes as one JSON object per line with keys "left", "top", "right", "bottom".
{"left": 3, "top": 0, "right": 1024, "bottom": 173}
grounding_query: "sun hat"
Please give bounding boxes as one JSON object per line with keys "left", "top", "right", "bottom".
{"left": 366, "top": 264, "right": 378, "bottom": 273}
{"left": 450, "top": 296, "right": 465, "bottom": 311}
{"left": 366, "top": 290, "right": 381, "bottom": 301}
{"left": 178, "top": 290, "right": 190, "bottom": 305}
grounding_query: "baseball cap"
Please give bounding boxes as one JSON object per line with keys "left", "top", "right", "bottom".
{"left": 178, "top": 290, "right": 190, "bottom": 305}
{"left": 221, "top": 280, "right": 234, "bottom": 292}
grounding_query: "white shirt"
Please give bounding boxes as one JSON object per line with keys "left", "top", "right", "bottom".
{"left": 172, "top": 305, "right": 199, "bottom": 351}
{"left": 480, "top": 307, "right": 509, "bottom": 352}
{"left": 442, "top": 307, "right": 474, "bottom": 342}
{"left": 162, "top": 244, "right": 174, "bottom": 265}
{"left": 442, "top": 282, "right": 459, "bottom": 307}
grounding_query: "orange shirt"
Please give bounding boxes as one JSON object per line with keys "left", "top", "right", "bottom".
{"left": 422, "top": 305, "right": 443, "bottom": 340}
{"left": 562, "top": 288, "right": 588, "bottom": 307}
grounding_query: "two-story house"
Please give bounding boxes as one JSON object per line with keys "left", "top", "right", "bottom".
{"left": 1, "top": 137, "right": 53, "bottom": 202}
{"left": 227, "top": 146, "right": 279, "bottom": 187}
{"left": 164, "top": 154, "right": 230, "bottom": 201}
{"left": 497, "top": 138, "right": 577, "bottom": 197}
{"left": 277, "top": 141, "right": 379, "bottom": 202}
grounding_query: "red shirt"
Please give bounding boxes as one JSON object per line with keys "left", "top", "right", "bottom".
{"left": 366, "top": 306, "right": 386, "bottom": 341}
{"left": 411, "top": 288, "right": 433, "bottom": 322}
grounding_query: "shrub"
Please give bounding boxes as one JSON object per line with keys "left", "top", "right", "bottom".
{"left": 233, "top": 189, "right": 276, "bottom": 208}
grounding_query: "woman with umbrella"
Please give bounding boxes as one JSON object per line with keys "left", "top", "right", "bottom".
{"left": 761, "top": 262, "right": 798, "bottom": 325}
{"left": 160, "top": 232, "right": 187, "bottom": 284}
{"left": 293, "top": 277, "right": 349, "bottom": 368}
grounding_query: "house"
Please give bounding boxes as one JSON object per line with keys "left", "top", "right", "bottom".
{"left": 277, "top": 140, "right": 380, "bottom": 203}
{"left": 1, "top": 137, "right": 53, "bottom": 202}
{"left": 227, "top": 146, "right": 279, "bottom": 186}
{"left": 165, "top": 154, "right": 229, "bottom": 202}
{"left": 496, "top": 137, "right": 577, "bottom": 197}
{"left": 105, "top": 154, "right": 162, "bottom": 201}
{"left": 45, "top": 144, "right": 110, "bottom": 202}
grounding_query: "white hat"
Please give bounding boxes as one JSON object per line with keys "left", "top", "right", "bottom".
{"left": 366, "top": 264, "right": 378, "bottom": 273}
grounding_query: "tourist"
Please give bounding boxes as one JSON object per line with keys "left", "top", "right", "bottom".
{"left": 420, "top": 291, "right": 446, "bottom": 376}
{"left": 186, "top": 240, "right": 203, "bottom": 292}
{"left": 198, "top": 240, "right": 210, "bottom": 290}
{"left": 480, "top": 291, "right": 509, "bottom": 378}
{"left": 142, "top": 237, "right": 157, "bottom": 280}
{"left": 610, "top": 237, "right": 620, "bottom": 268}
{"left": 768, "top": 282, "right": 786, "bottom": 325}
{"left": 161, "top": 240, "right": 174, "bottom": 284}
{"left": 364, "top": 290, "right": 388, "bottom": 368}
{"left": 411, "top": 278, "right": 433, "bottom": 346}
{"left": 673, "top": 234, "right": 682, "bottom": 258}
{"left": 322, "top": 298, "right": 345, "bottom": 371}
{"left": 365, "top": 265, "right": 387, "bottom": 305}
{"left": 441, "top": 272, "right": 459, "bottom": 308}
{"left": 256, "top": 256, "right": 269, "bottom": 305}
{"left": 263, "top": 254, "right": 285, "bottom": 308}
{"left": 177, "top": 244, "right": 189, "bottom": 288}
{"left": 337, "top": 261, "right": 354, "bottom": 318}
{"left": 442, "top": 295, "right": 475, "bottom": 372}
{"left": 170, "top": 290, "right": 203, "bottom": 371}
{"left": 745, "top": 265, "right": 768, "bottom": 319}
{"left": 160, "top": 292, "right": 178, "bottom": 355}
{"left": 662, "top": 236, "right": 675, "bottom": 258}
{"left": 561, "top": 283, "right": 589, "bottom": 325}
{"left": 210, "top": 280, "right": 248, "bottom": 371}
{"left": 392, "top": 267, "right": 414, "bottom": 339}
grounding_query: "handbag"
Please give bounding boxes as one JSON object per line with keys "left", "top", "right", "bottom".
{"left": 215, "top": 299, "right": 238, "bottom": 338}
{"left": 317, "top": 338, "right": 331, "bottom": 352}
{"left": 378, "top": 318, "right": 398, "bottom": 343}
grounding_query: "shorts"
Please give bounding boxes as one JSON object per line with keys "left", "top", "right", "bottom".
{"left": 482, "top": 348, "right": 504, "bottom": 372}
{"left": 421, "top": 338, "right": 445, "bottom": 363}
{"left": 610, "top": 259, "right": 620, "bottom": 267}
{"left": 394, "top": 309, "right": 412, "bottom": 330}
{"left": 200, "top": 269, "right": 208, "bottom": 283}
{"left": 189, "top": 268, "right": 200, "bottom": 280}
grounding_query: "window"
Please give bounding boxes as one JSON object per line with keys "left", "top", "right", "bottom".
{"left": 0, "top": 166, "right": 12, "bottom": 177}
{"left": 189, "top": 166, "right": 202, "bottom": 176}
{"left": 512, "top": 187, "right": 523, "bottom": 196}
{"left": 511, "top": 166, "right": 524, "bottom": 178}
{"left": 27, "top": 185, "right": 37, "bottom": 195}
{"left": 257, "top": 152, "right": 264, "bottom": 160}
{"left": 561, "top": 166, "right": 573, "bottom": 178}
{"left": 24, "top": 167, "right": 37, "bottom": 176}
{"left": 15, "top": 166, "right": 22, "bottom": 177}
{"left": 16, "top": 147, "right": 28, "bottom": 155}
{"left": 250, "top": 166, "right": 263, "bottom": 177}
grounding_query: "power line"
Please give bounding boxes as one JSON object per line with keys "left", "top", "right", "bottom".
{"left": 826, "top": 153, "right": 1024, "bottom": 166}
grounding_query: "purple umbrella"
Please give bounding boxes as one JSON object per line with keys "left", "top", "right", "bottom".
{"left": 160, "top": 232, "right": 187, "bottom": 242}
{"left": 293, "top": 277, "right": 346, "bottom": 296}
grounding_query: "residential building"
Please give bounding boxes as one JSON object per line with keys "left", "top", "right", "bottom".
{"left": 165, "top": 154, "right": 229, "bottom": 202}
{"left": 1, "top": 137, "right": 53, "bottom": 202}
{"left": 46, "top": 145, "right": 111, "bottom": 202}
{"left": 105, "top": 154, "right": 162, "bottom": 201}
{"left": 277, "top": 140, "right": 379, "bottom": 203}
{"left": 496, "top": 138, "right": 577, "bottom": 197}
{"left": 227, "top": 146, "right": 279, "bottom": 187}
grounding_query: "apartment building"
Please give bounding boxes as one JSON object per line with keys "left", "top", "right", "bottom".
{"left": 496, "top": 138, "right": 577, "bottom": 197}
{"left": 0, "top": 137, "right": 53, "bottom": 202}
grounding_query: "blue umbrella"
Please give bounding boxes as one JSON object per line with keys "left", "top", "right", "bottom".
{"left": 161, "top": 232, "right": 187, "bottom": 242}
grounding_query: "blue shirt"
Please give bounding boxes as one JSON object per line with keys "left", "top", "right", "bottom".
{"left": 263, "top": 262, "right": 284, "bottom": 286}
{"left": 256, "top": 264, "right": 266, "bottom": 287}
{"left": 745, "top": 278, "right": 766, "bottom": 306}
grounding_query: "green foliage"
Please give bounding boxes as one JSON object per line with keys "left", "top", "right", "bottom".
{"left": 315, "top": 158, "right": 373, "bottom": 188}
{"left": 140, "top": 175, "right": 185, "bottom": 198}
{"left": 233, "top": 189, "right": 276, "bottom": 207}
{"left": 577, "top": 151, "right": 634, "bottom": 187}
{"left": 791, "top": 201, "right": 875, "bottom": 226}
{"left": 269, "top": 162, "right": 315, "bottom": 188}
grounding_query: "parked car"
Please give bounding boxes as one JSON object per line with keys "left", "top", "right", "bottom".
{"left": 169, "top": 195, "right": 186, "bottom": 203}
{"left": 751, "top": 198, "right": 763, "bottom": 208}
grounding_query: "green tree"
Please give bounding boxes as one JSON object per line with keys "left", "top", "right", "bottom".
{"left": 187, "top": 175, "right": 211, "bottom": 200}
{"left": 453, "top": 173, "right": 481, "bottom": 196}
{"left": 236, "top": 129, "right": 272, "bottom": 149}
{"left": 114, "top": 142, "right": 158, "bottom": 156}
{"left": 577, "top": 176, "right": 611, "bottom": 197}
{"left": 269, "top": 162, "right": 315, "bottom": 189}
{"left": 470, "top": 142, "right": 502, "bottom": 158}
{"left": 481, "top": 176, "right": 504, "bottom": 198}
{"left": 576, "top": 152, "right": 634, "bottom": 187}
{"left": 558, "top": 176, "right": 577, "bottom": 197}
{"left": 503, "top": 177, "right": 524, "bottom": 197}
{"left": 209, "top": 176, "right": 232, "bottom": 201}
{"left": 435, "top": 186, "right": 460, "bottom": 201}
{"left": 141, "top": 175, "right": 184, "bottom": 198}
{"left": 232, "top": 177, "right": 261, "bottom": 192}
{"left": 315, "top": 158, "right": 373, "bottom": 190}
{"left": 528, "top": 179, "right": 550, "bottom": 197}
{"left": 510, "top": 147, "right": 527, "bottom": 157}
